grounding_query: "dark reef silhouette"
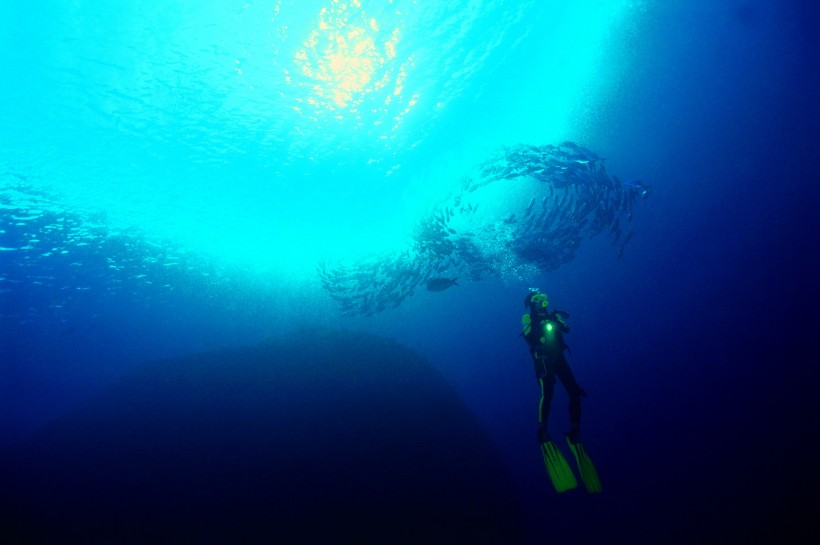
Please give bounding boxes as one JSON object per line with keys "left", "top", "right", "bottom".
{"left": 0, "top": 329, "right": 523, "bottom": 544}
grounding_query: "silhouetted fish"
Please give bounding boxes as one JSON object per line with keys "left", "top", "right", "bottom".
{"left": 623, "top": 179, "right": 652, "bottom": 198}
{"left": 426, "top": 277, "right": 458, "bottom": 291}
{"left": 319, "top": 142, "right": 648, "bottom": 316}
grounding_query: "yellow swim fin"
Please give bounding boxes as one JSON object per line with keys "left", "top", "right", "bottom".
{"left": 566, "top": 438, "right": 602, "bottom": 493}
{"left": 540, "top": 441, "right": 578, "bottom": 493}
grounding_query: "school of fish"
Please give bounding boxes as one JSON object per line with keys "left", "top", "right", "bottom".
{"left": 318, "top": 142, "right": 650, "bottom": 316}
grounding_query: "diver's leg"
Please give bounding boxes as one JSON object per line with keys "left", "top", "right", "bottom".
{"left": 555, "top": 358, "right": 586, "bottom": 442}
{"left": 536, "top": 356, "right": 557, "bottom": 443}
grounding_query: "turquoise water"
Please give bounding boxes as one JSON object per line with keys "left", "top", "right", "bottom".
{"left": 1, "top": 0, "right": 635, "bottom": 275}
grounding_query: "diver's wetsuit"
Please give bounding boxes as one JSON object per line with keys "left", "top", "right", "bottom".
{"left": 523, "top": 310, "right": 585, "bottom": 439}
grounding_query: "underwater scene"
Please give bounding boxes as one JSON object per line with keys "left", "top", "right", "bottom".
{"left": 1, "top": 1, "right": 816, "bottom": 543}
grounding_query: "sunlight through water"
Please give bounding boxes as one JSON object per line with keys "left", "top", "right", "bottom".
{"left": 0, "top": 0, "right": 639, "bottom": 285}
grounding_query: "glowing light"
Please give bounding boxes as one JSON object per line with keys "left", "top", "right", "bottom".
{"left": 290, "top": 0, "right": 412, "bottom": 124}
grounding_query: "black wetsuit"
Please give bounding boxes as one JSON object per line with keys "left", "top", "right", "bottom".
{"left": 523, "top": 310, "right": 585, "bottom": 437}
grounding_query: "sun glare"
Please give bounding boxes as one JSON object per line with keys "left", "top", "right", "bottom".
{"left": 289, "top": 0, "right": 414, "bottom": 132}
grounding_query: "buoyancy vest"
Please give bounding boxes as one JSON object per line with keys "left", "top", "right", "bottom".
{"left": 521, "top": 311, "right": 569, "bottom": 357}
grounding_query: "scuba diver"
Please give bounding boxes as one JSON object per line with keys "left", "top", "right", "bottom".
{"left": 521, "top": 288, "right": 602, "bottom": 493}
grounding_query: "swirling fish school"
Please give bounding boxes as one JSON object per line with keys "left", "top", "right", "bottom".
{"left": 319, "top": 143, "right": 650, "bottom": 316}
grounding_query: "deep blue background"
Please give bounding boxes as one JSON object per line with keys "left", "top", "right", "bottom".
{"left": 1, "top": 1, "right": 818, "bottom": 543}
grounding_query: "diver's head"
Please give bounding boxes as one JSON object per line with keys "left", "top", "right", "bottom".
{"left": 525, "top": 289, "right": 549, "bottom": 315}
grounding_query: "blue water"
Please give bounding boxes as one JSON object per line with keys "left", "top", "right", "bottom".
{"left": 1, "top": 1, "right": 817, "bottom": 543}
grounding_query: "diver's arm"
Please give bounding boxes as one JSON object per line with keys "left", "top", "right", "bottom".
{"left": 554, "top": 312, "right": 570, "bottom": 333}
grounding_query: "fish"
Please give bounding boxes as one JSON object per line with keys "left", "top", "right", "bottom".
{"left": 623, "top": 179, "right": 652, "bottom": 199}
{"left": 524, "top": 197, "right": 536, "bottom": 217}
{"left": 320, "top": 142, "right": 647, "bottom": 316}
{"left": 426, "top": 277, "right": 458, "bottom": 291}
